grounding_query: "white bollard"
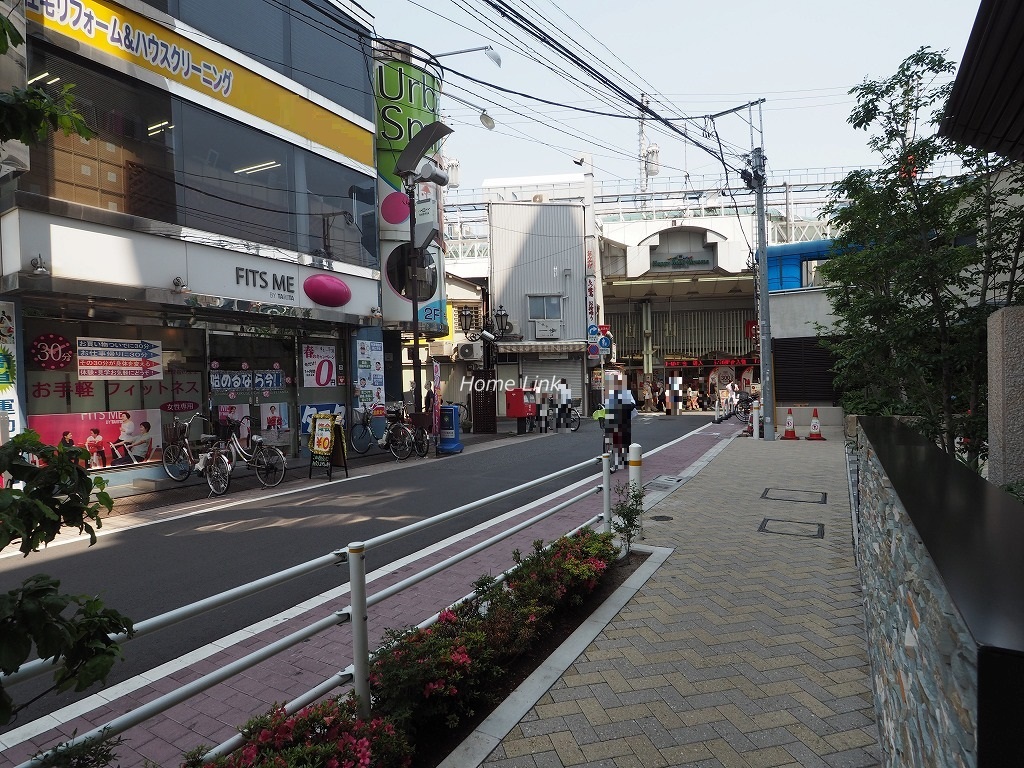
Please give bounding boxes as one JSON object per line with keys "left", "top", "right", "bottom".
{"left": 628, "top": 442, "right": 642, "bottom": 489}
{"left": 628, "top": 443, "right": 643, "bottom": 540}
{"left": 752, "top": 399, "right": 760, "bottom": 440}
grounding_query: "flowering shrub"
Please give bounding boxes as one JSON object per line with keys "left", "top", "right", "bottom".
{"left": 185, "top": 695, "right": 411, "bottom": 768}
{"left": 186, "top": 530, "right": 618, "bottom": 768}
{"left": 369, "top": 609, "right": 496, "bottom": 739}
{"left": 506, "top": 530, "right": 618, "bottom": 609}
{"left": 369, "top": 529, "right": 618, "bottom": 754}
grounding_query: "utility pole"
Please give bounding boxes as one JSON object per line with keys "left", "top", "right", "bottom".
{"left": 752, "top": 146, "right": 775, "bottom": 440}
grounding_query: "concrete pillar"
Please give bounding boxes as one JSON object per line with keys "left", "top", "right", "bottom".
{"left": 987, "top": 306, "right": 1024, "bottom": 486}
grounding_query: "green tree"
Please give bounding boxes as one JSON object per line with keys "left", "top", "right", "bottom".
{"left": 0, "top": 432, "right": 134, "bottom": 725}
{"left": 820, "top": 47, "right": 1024, "bottom": 464}
{"left": 0, "top": 11, "right": 93, "bottom": 145}
{"left": 0, "top": 12, "right": 127, "bottom": 729}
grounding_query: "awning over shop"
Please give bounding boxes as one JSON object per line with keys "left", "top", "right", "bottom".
{"left": 495, "top": 340, "right": 588, "bottom": 354}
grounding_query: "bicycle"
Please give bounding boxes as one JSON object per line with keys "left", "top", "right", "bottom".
{"left": 457, "top": 401, "right": 470, "bottom": 431}
{"left": 569, "top": 399, "right": 582, "bottom": 432}
{"left": 718, "top": 393, "right": 754, "bottom": 423}
{"left": 217, "top": 416, "right": 288, "bottom": 487}
{"left": 161, "top": 412, "right": 225, "bottom": 482}
{"left": 348, "top": 405, "right": 414, "bottom": 460}
{"left": 203, "top": 439, "right": 233, "bottom": 496}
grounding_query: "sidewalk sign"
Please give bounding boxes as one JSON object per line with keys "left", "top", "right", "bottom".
{"left": 308, "top": 413, "right": 347, "bottom": 479}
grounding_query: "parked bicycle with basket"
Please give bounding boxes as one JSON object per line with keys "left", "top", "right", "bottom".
{"left": 349, "top": 404, "right": 415, "bottom": 460}
{"left": 215, "top": 416, "right": 288, "bottom": 489}
{"left": 161, "top": 411, "right": 233, "bottom": 496}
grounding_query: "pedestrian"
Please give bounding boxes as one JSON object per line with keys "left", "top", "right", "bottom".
{"left": 640, "top": 379, "right": 653, "bottom": 412}
{"left": 555, "top": 378, "right": 572, "bottom": 431}
{"left": 728, "top": 380, "right": 740, "bottom": 408}
{"left": 604, "top": 373, "right": 637, "bottom": 471}
{"left": 425, "top": 382, "right": 435, "bottom": 414}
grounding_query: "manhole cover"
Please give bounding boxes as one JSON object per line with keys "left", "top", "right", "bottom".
{"left": 758, "top": 518, "right": 824, "bottom": 538}
{"left": 761, "top": 488, "right": 827, "bottom": 504}
{"left": 650, "top": 515, "right": 673, "bottom": 521}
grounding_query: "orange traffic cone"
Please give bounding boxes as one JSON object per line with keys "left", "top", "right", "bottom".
{"left": 805, "top": 408, "right": 826, "bottom": 440}
{"left": 780, "top": 408, "right": 799, "bottom": 440}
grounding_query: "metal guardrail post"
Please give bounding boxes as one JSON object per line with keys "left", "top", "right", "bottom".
{"left": 348, "top": 541, "right": 370, "bottom": 718}
{"left": 602, "top": 452, "right": 611, "bottom": 534}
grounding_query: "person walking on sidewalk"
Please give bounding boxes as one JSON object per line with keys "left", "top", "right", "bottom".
{"left": 603, "top": 374, "right": 636, "bottom": 471}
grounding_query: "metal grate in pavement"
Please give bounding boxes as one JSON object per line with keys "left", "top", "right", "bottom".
{"left": 761, "top": 487, "right": 827, "bottom": 504}
{"left": 758, "top": 517, "right": 825, "bottom": 538}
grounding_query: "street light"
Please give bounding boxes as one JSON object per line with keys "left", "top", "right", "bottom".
{"left": 394, "top": 121, "right": 454, "bottom": 415}
{"left": 458, "top": 305, "right": 475, "bottom": 333}
{"left": 493, "top": 305, "right": 509, "bottom": 337}
{"left": 442, "top": 92, "right": 496, "bottom": 131}
{"left": 433, "top": 45, "right": 502, "bottom": 68}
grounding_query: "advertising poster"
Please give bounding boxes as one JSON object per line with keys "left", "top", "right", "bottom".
{"left": 27, "top": 409, "right": 163, "bottom": 466}
{"left": 302, "top": 344, "right": 336, "bottom": 388}
{"left": 259, "top": 402, "right": 290, "bottom": 447}
{"left": 355, "top": 339, "right": 385, "bottom": 415}
{"left": 299, "top": 403, "right": 346, "bottom": 435}
{"left": 77, "top": 336, "right": 163, "bottom": 380}
{"left": 0, "top": 301, "right": 20, "bottom": 437}
{"left": 216, "top": 404, "right": 251, "bottom": 441}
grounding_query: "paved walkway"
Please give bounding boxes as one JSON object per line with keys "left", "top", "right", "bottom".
{"left": 466, "top": 424, "right": 880, "bottom": 768}
{"left": 0, "top": 422, "right": 880, "bottom": 768}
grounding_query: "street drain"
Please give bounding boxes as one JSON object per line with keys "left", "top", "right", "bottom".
{"left": 650, "top": 515, "right": 673, "bottom": 522}
{"left": 761, "top": 488, "right": 827, "bottom": 504}
{"left": 758, "top": 518, "right": 824, "bottom": 538}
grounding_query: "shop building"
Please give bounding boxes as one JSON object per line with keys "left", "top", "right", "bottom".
{"left": 0, "top": 0, "right": 381, "bottom": 481}
{"left": 487, "top": 201, "right": 591, "bottom": 414}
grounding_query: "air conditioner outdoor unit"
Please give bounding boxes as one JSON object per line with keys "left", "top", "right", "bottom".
{"left": 428, "top": 342, "right": 454, "bottom": 357}
{"left": 457, "top": 341, "right": 483, "bottom": 361}
{"left": 531, "top": 193, "right": 545, "bottom": 203}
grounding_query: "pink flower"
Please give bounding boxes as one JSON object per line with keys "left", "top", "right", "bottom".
{"left": 438, "top": 609, "right": 458, "bottom": 624}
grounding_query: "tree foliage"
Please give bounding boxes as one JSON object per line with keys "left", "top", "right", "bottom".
{"left": 1, "top": 15, "right": 122, "bottom": 729}
{"left": 0, "top": 432, "right": 134, "bottom": 726}
{"left": 820, "top": 47, "right": 1024, "bottom": 466}
{"left": 0, "top": 9, "right": 94, "bottom": 146}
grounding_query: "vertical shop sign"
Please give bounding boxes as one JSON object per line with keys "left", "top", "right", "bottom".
{"left": 0, "top": 302, "right": 20, "bottom": 436}
{"left": 302, "top": 344, "right": 336, "bottom": 387}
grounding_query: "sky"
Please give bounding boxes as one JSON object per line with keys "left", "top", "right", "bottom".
{"left": 362, "top": 0, "right": 981, "bottom": 193}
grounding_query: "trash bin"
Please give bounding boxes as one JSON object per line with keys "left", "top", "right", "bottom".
{"left": 437, "top": 404, "right": 464, "bottom": 455}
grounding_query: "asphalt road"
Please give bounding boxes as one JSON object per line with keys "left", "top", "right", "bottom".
{"left": 0, "top": 412, "right": 714, "bottom": 729}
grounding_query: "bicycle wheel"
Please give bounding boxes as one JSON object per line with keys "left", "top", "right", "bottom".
{"left": 458, "top": 402, "right": 470, "bottom": 430}
{"left": 162, "top": 443, "right": 191, "bottom": 481}
{"left": 412, "top": 426, "right": 430, "bottom": 457}
{"left": 350, "top": 424, "right": 373, "bottom": 454}
{"left": 736, "top": 401, "right": 752, "bottom": 424}
{"left": 388, "top": 424, "right": 413, "bottom": 460}
{"left": 255, "top": 446, "right": 287, "bottom": 487}
{"left": 206, "top": 453, "right": 231, "bottom": 496}
{"left": 569, "top": 409, "right": 581, "bottom": 432}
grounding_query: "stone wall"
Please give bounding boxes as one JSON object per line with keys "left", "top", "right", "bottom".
{"left": 855, "top": 423, "right": 978, "bottom": 768}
